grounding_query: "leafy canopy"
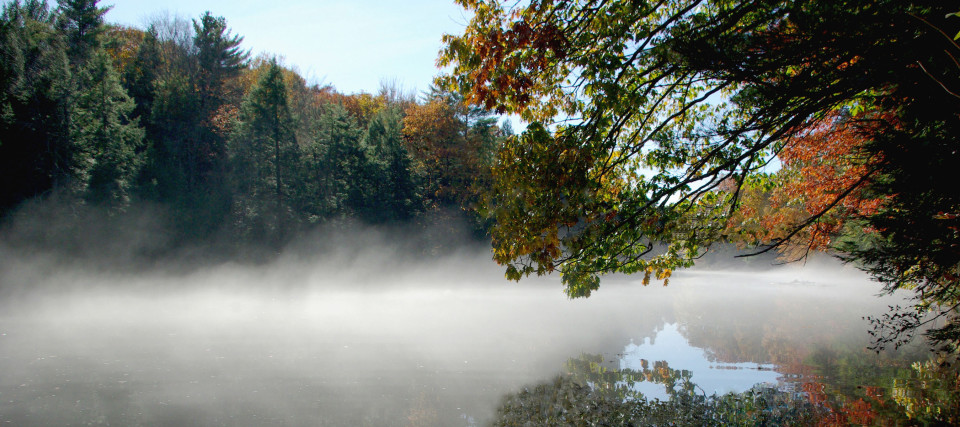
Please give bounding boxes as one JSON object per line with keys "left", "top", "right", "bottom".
{"left": 439, "top": 0, "right": 960, "bottom": 350}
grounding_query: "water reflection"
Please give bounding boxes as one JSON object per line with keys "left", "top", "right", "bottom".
{"left": 0, "top": 252, "right": 930, "bottom": 425}
{"left": 616, "top": 323, "right": 780, "bottom": 400}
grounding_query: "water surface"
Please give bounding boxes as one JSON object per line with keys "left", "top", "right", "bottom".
{"left": 0, "top": 249, "right": 919, "bottom": 425}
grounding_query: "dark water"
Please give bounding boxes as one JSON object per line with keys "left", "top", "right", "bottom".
{"left": 0, "top": 251, "right": 922, "bottom": 426}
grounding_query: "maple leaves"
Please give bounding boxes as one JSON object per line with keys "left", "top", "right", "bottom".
{"left": 441, "top": 15, "right": 564, "bottom": 114}
{"left": 728, "top": 110, "right": 888, "bottom": 259}
{"left": 439, "top": 2, "right": 576, "bottom": 122}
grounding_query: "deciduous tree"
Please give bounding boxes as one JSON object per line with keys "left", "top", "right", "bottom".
{"left": 440, "top": 0, "right": 960, "bottom": 347}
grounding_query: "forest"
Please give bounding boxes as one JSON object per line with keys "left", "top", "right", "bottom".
{"left": 0, "top": 0, "right": 510, "bottom": 256}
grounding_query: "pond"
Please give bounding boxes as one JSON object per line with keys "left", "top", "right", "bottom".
{"left": 0, "top": 248, "right": 927, "bottom": 426}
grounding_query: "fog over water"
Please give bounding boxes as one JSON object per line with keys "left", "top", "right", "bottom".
{"left": 0, "top": 221, "right": 916, "bottom": 426}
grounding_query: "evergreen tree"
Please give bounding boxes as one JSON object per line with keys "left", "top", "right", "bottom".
{"left": 121, "top": 28, "right": 160, "bottom": 125}
{"left": 71, "top": 49, "right": 144, "bottom": 206}
{"left": 323, "top": 103, "right": 367, "bottom": 217}
{"left": 188, "top": 11, "right": 248, "bottom": 205}
{"left": 193, "top": 11, "right": 248, "bottom": 119}
{"left": 56, "top": 0, "right": 108, "bottom": 68}
{"left": 136, "top": 18, "right": 202, "bottom": 198}
{"left": 362, "top": 106, "right": 423, "bottom": 222}
{"left": 131, "top": 13, "right": 246, "bottom": 240}
{"left": 230, "top": 59, "right": 298, "bottom": 242}
{"left": 0, "top": 0, "right": 74, "bottom": 214}
{"left": 140, "top": 74, "right": 198, "bottom": 198}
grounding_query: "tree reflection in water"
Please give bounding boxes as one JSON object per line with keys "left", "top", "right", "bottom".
{"left": 493, "top": 350, "right": 959, "bottom": 426}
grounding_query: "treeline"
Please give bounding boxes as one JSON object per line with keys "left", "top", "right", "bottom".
{"left": 0, "top": 0, "right": 510, "bottom": 248}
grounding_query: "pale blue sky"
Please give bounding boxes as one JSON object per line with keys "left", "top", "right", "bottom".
{"left": 105, "top": 0, "right": 470, "bottom": 95}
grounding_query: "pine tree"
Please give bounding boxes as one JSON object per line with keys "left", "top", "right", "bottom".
{"left": 71, "top": 49, "right": 144, "bottom": 206}
{"left": 230, "top": 60, "right": 297, "bottom": 241}
{"left": 305, "top": 103, "right": 367, "bottom": 220}
{"left": 363, "top": 106, "right": 423, "bottom": 222}
{"left": 193, "top": 11, "right": 248, "bottom": 119}
{"left": 189, "top": 11, "right": 248, "bottom": 206}
{"left": 56, "top": 0, "right": 109, "bottom": 68}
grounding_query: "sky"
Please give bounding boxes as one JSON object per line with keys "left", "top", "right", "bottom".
{"left": 104, "top": 0, "right": 470, "bottom": 95}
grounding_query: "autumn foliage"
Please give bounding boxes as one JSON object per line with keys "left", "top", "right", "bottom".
{"left": 728, "top": 111, "right": 889, "bottom": 258}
